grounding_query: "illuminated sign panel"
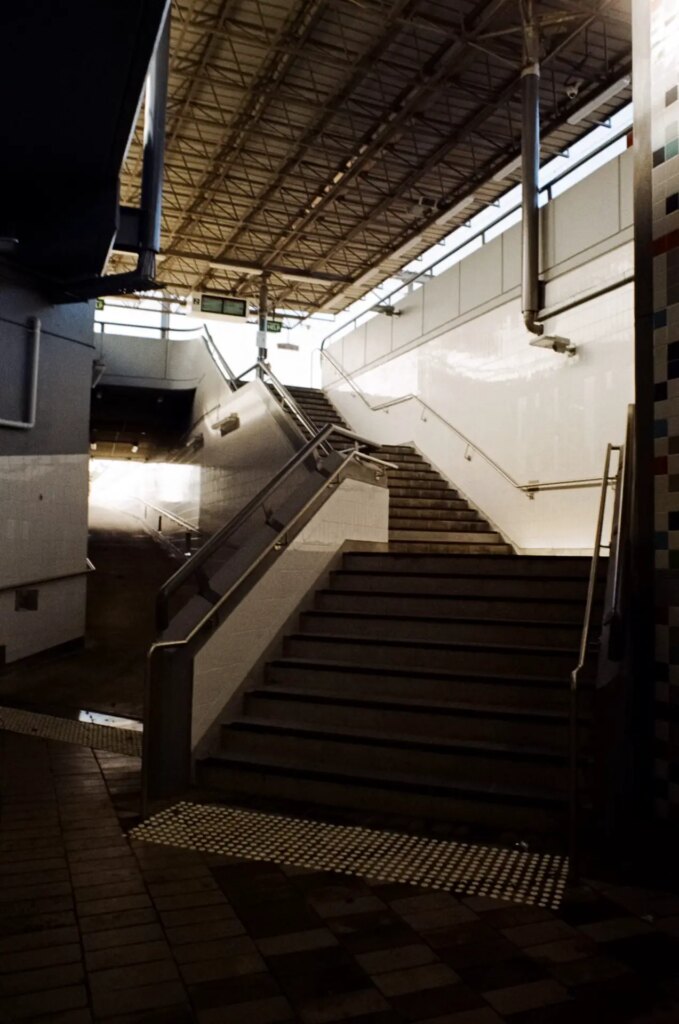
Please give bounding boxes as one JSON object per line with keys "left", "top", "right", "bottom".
{"left": 199, "top": 294, "right": 247, "bottom": 318}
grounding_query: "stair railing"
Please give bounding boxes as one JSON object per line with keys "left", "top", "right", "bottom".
{"left": 318, "top": 348, "right": 607, "bottom": 496}
{"left": 143, "top": 422, "right": 395, "bottom": 808}
{"left": 568, "top": 426, "right": 627, "bottom": 878}
{"left": 156, "top": 422, "right": 384, "bottom": 631}
{"left": 202, "top": 327, "right": 240, "bottom": 391}
{"left": 255, "top": 360, "right": 335, "bottom": 456}
{"left": 202, "top": 339, "right": 335, "bottom": 458}
{"left": 137, "top": 498, "right": 203, "bottom": 559}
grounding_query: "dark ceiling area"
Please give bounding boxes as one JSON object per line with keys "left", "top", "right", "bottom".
{"left": 109, "top": 0, "right": 632, "bottom": 315}
{"left": 0, "top": 0, "right": 168, "bottom": 284}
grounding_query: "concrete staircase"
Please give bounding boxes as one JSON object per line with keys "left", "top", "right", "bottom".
{"left": 196, "top": 387, "right": 594, "bottom": 837}
{"left": 285, "top": 386, "right": 510, "bottom": 555}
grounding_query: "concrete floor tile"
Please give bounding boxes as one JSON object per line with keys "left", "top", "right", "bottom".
{"left": 373, "top": 962, "right": 460, "bottom": 996}
{"left": 257, "top": 928, "right": 339, "bottom": 956}
{"left": 355, "top": 943, "right": 437, "bottom": 974}
{"left": 196, "top": 995, "right": 294, "bottom": 1024}
{"left": 484, "top": 979, "right": 570, "bottom": 1015}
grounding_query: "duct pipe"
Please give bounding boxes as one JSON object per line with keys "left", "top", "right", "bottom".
{"left": 257, "top": 274, "right": 269, "bottom": 379}
{"left": 521, "top": 4, "right": 543, "bottom": 337}
{"left": 138, "top": 3, "right": 171, "bottom": 279}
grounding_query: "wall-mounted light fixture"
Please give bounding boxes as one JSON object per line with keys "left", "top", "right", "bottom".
{"left": 566, "top": 75, "right": 631, "bottom": 125}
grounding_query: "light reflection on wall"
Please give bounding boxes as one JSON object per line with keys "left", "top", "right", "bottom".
{"left": 89, "top": 460, "right": 200, "bottom": 514}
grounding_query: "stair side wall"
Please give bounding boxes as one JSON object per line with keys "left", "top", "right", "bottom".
{"left": 190, "top": 475, "right": 389, "bottom": 758}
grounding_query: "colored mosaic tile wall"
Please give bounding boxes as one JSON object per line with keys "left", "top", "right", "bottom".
{"left": 651, "top": 0, "right": 679, "bottom": 818}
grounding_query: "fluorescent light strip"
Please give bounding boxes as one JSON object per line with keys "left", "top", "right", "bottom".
{"left": 567, "top": 75, "right": 631, "bottom": 126}
{"left": 434, "top": 195, "right": 476, "bottom": 226}
{"left": 492, "top": 154, "right": 522, "bottom": 182}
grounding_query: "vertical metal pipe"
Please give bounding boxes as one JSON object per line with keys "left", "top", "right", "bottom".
{"left": 139, "top": 3, "right": 171, "bottom": 277}
{"left": 521, "top": 3, "right": 543, "bottom": 337}
{"left": 257, "top": 274, "right": 269, "bottom": 379}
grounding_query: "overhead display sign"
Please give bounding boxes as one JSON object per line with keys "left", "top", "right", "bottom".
{"left": 266, "top": 320, "right": 283, "bottom": 333}
{"left": 193, "top": 293, "right": 248, "bottom": 322}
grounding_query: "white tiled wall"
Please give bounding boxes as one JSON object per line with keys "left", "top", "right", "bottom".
{"left": 0, "top": 454, "right": 89, "bottom": 660}
{"left": 323, "top": 151, "right": 635, "bottom": 553}
{"left": 191, "top": 476, "right": 389, "bottom": 755}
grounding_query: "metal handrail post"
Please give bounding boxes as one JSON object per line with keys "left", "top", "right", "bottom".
{"left": 569, "top": 442, "right": 619, "bottom": 880}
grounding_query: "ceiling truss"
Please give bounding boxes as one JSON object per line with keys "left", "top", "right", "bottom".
{"left": 110, "top": 0, "right": 632, "bottom": 314}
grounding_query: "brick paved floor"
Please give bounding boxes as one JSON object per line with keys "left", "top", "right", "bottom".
{"left": 2, "top": 730, "right": 679, "bottom": 1024}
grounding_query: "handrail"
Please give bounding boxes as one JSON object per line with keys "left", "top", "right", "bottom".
{"left": 96, "top": 320, "right": 205, "bottom": 335}
{"left": 320, "top": 124, "right": 631, "bottom": 352}
{"left": 202, "top": 327, "right": 239, "bottom": 391}
{"left": 322, "top": 347, "right": 597, "bottom": 496}
{"left": 320, "top": 347, "right": 619, "bottom": 495}
{"left": 257, "top": 360, "right": 334, "bottom": 456}
{"left": 151, "top": 446, "right": 372, "bottom": 653}
{"left": 568, "top": 439, "right": 623, "bottom": 879}
{"left": 0, "top": 561, "right": 95, "bottom": 594}
{"left": 156, "top": 421, "right": 379, "bottom": 629}
{"left": 139, "top": 499, "right": 201, "bottom": 536}
{"left": 320, "top": 348, "right": 526, "bottom": 492}
{"left": 607, "top": 407, "right": 634, "bottom": 629}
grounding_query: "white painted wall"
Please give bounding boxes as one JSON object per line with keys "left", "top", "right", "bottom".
{"left": 191, "top": 476, "right": 389, "bottom": 756}
{"left": 323, "top": 149, "right": 635, "bottom": 553}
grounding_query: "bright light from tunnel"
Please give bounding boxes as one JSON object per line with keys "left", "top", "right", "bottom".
{"left": 89, "top": 460, "right": 199, "bottom": 507}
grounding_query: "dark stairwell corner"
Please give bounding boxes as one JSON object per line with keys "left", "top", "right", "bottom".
{"left": 0, "top": 502, "right": 176, "bottom": 721}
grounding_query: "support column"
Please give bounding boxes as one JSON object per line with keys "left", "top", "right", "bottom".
{"left": 257, "top": 274, "right": 269, "bottom": 379}
{"left": 521, "top": 0, "right": 542, "bottom": 337}
{"left": 139, "top": 3, "right": 171, "bottom": 279}
{"left": 635, "top": 0, "right": 679, "bottom": 827}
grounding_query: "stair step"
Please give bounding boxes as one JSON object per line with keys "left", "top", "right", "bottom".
{"left": 299, "top": 610, "right": 581, "bottom": 647}
{"left": 387, "top": 470, "right": 442, "bottom": 481}
{"left": 388, "top": 542, "right": 514, "bottom": 554}
{"left": 221, "top": 718, "right": 568, "bottom": 793}
{"left": 389, "top": 488, "right": 461, "bottom": 499}
{"left": 389, "top": 480, "right": 460, "bottom": 492}
{"left": 266, "top": 658, "right": 590, "bottom": 710}
{"left": 342, "top": 552, "right": 594, "bottom": 577}
{"left": 389, "top": 529, "right": 502, "bottom": 544}
{"left": 317, "top": 588, "right": 587, "bottom": 622}
{"left": 331, "top": 569, "right": 593, "bottom": 598}
{"left": 389, "top": 520, "right": 492, "bottom": 533}
{"left": 388, "top": 497, "right": 470, "bottom": 511}
{"left": 196, "top": 755, "right": 565, "bottom": 830}
{"left": 244, "top": 687, "right": 575, "bottom": 748}
{"left": 389, "top": 509, "right": 480, "bottom": 522}
{"left": 283, "top": 633, "right": 577, "bottom": 677}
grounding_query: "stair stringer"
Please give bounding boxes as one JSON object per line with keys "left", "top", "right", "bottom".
{"left": 189, "top": 472, "right": 389, "bottom": 761}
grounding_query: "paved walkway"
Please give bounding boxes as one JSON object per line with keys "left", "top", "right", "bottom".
{"left": 2, "top": 730, "right": 679, "bottom": 1024}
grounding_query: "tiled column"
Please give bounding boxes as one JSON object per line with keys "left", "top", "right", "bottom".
{"left": 640, "top": 0, "right": 679, "bottom": 819}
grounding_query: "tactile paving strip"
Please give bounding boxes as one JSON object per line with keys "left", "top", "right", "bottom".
{"left": 131, "top": 801, "right": 568, "bottom": 909}
{"left": 0, "top": 705, "right": 142, "bottom": 756}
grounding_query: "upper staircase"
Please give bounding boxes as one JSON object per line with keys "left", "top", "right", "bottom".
{"left": 195, "top": 386, "right": 596, "bottom": 841}
{"left": 285, "top": 386, "right": 511, "bottom": 555}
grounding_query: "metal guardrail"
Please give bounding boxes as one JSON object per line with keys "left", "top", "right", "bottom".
{"left": 0, "top": 560, "right": 95, "bottom": 595}
{"left": 568, "top": 422, "right": 628, "bottom": 880}
{"left": 143, "top": 421, "right": 393, "bottom": 806}
{"left": 139, "top": 499, "right": 202, "bottom": 558}
{"left": 156, "top": 421, "right": 383, "bottom": 631}
{"left": 320, "top": 125, "right": 631, "bottom": 352}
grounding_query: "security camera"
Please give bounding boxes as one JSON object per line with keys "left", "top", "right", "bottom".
{"left": 566, "top": 82, "right": 581, "bottom": 101}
